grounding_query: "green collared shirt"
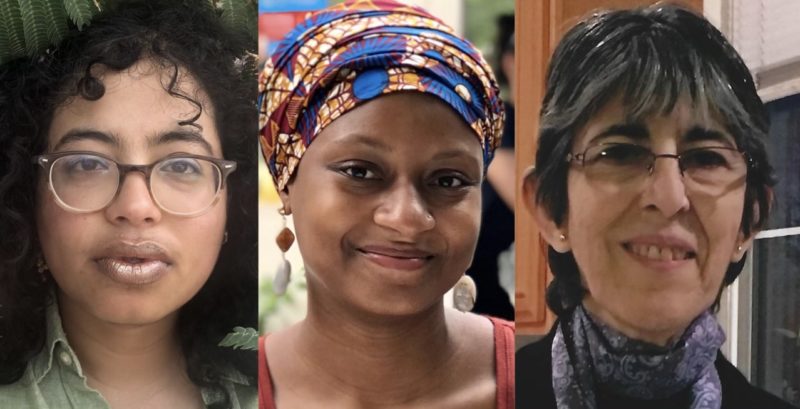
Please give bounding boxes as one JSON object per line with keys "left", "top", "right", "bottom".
{"left": 0, "top": 302, "right": 256, "bottom": 408}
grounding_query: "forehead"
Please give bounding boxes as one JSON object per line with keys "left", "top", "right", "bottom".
{"left": 574, "top": 95, "right": 731, "bottom": 147}
{"left": 48, "top": 60, "right": 220, "bottom": 154}
{"left": 309, "top": 92, "right": 482, "bottom": 159}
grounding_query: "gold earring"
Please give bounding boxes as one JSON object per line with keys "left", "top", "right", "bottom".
{"left": 559, "top": 233, "right": 567, "bottom": 241}
{"left": 274, "top": 208, "right": 295, "bottom": 295}
{"left": 453, "top": 274, "right": 477, "bottom": 312}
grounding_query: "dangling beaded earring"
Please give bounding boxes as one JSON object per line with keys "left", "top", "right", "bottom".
{"left": 453, "top": 274, "right": 477, "bottom": 312}
{"left": 273, "top": 208, "right": 295, "bottom": 295}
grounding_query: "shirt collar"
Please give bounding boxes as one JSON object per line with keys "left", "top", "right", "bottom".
{"left": 28, "top": 298, "right": 253, "bottom": 391}
{"left": 30, "top": 299, "right": 82, "bottom": 383}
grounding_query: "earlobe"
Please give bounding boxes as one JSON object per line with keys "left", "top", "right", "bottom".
{"left": 731, "top": 231, "right": 755, "bottom": 262}
{"left": 522, "top": 169, "right": 571, "bottom": 253}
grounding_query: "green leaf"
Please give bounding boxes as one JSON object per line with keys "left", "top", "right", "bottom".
{"left": 42, "top": 0, "right": 68, "bottom": 45}
{"left": 63, "top": 0, "right": 99, "bottom": 30}
{"left": 0, "top": 0, "right": 27, "bottom": 61}
{"left": 19, "top": 0, "right": 51, "bottom": 55}
{"left": 219, "top": 0, "right": 256, "bottom": 41}
{"left": 218, "top": 326, "right": 258, "bottom": 351}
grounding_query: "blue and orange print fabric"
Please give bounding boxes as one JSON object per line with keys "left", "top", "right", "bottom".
{"left": 259, "top": 0, "right": 505, "bottom": 191}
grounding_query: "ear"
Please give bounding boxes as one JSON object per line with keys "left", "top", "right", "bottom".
{"left": 522, "top": 166, "right": 571, "bottom": 253}
{"left": 731, "top": 231, "right": 754, "bottom": 263}
{"left": 732, "top": 187, "right": 773, "bottom": 262}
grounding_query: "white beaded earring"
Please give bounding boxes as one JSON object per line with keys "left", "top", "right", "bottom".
{"left": 453, "top": 274, "right": 477, "bottom": 312}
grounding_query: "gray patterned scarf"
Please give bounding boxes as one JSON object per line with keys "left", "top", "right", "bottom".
{"left": 552, "top": 305, "right": 726, "bottom": 409}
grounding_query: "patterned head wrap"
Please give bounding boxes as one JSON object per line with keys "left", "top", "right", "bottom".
{"left": 259, "top": 0, "right": 505, "bottom": 191}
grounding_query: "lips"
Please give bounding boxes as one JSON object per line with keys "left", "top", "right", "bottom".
{"left": 94, "top": 242, "right": 173, "bottom": 285}
{"left": 357, "top": 245, "right": 434, "bottom": 271}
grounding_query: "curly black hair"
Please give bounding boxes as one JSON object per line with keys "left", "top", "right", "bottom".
{"left": 0, "top": 1, "right": 257, "bottom": 407}
{"left": 529, "top": 4, "right": 776, "bottom": 317}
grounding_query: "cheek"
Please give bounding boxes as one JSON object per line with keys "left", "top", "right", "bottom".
{"left": 437, "top": 193, "right": 482, "bottom": 271}
{"left": 695, "top": 191, "right": 746, "bottom": 285}
{"left": 288, "top": 178, "right": 351, "bottom": 275}
{"left": 185, "top": 199, "right": 227, "bottom": 274}
{"left": 36, "top": 186, "right": 89, "bottom": 265}
{"left": 565, "top": 176, "right": 630, "bottom": 269}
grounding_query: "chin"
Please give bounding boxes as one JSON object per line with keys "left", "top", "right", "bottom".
{"left": 349, "top": 290, "right": 444, "bottom": 320}
{"left": 88, "top": 293, "right": 181, "bottom": 326}
{"left": 620, "top": 294, "right": 712, "bottom": 341}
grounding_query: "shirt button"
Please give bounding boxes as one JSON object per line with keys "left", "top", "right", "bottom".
{"left": 59, "top": 351, "right": 73, "bottom": 366}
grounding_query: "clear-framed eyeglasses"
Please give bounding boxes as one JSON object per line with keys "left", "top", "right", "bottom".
{"left": 565, "top": 143, "right": 753, "bottom": 194}
{"left": 33, "top": 151, "right": 237, "bottom": 217}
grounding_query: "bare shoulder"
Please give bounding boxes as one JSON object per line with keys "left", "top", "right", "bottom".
{"left": 441, "top": 310, "right": 498, "bottom": 409}
{"left": 446, "top": 309, "right": 497, "bottom": 346}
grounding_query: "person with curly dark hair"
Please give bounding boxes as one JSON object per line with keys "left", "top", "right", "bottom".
{"left": 516, "top": 4, "right": 797, "bottom": 409}
{"left": 0, "top": 1, "right": 258, "bottom": 408}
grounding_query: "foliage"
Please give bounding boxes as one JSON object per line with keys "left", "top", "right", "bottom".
{"left": 463, "top": 0, "right": 514, "bottom": 57}
{"left": 0, "top": 0, "right": 257, "bottom": 65}
{"left": 259, "top": 266, "right": 307, "bottom": 334}
{"left": 218, "top": 326, "right": 259, "bottom": 350}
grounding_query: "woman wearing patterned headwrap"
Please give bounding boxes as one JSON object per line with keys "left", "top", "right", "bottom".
{"left": 258, "top": 1, "right": 512, "bottom": 408}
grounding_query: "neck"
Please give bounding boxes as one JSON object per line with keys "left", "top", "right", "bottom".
{"left": 581, "top": 299, "right": 685, "bottom": 347}
{"left": 57, "top": 291, "right": 186, "bottom": 389}
{"left": 293, "top": 290, "right": 464, "bottom": 405}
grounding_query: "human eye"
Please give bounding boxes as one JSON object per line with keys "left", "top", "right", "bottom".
{"left": 336, "top": 162, "right": 379, "bottom": 180}
{"left": 436, "top": 176, "right": 464, "bottom": 188}
{"left": 158, "top": 157, "right": 203, "bottom": 175}
{"left": 681, "top": 148, "right": 732, "bottom": 169}
{"left": 430, "top": 172, "right": 476, "bottom": 189}
{"left": 590, "top": 144, "right": 650, "bottom": 166}
{"left": 62, "top": 154, "right": 112, "bottom": 173}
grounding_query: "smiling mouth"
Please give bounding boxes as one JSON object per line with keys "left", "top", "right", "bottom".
{"left": 623, "top": 243, "right": 696, "bottom": 262}
{"left": 357, "top": 247, "right": 434, "bottom": 271}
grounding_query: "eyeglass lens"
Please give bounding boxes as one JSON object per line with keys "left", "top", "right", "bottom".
{"left": 49, "top": 154, "right": 222, "bottom": 215}
{"left": 580, "top": 144, "right": 748, "bottom": 192}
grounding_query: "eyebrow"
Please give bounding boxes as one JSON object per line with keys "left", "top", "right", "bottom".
{"left": 590, "top": 123, "right": 649, "bottom": 144}
{"left": 333, "top": 133, "right": 393, "bottom": 152}
{"left": 52, "top": 128, "right": 214, "bottom": 156}
{"left": 589, "top": 123, "right": 735, "bottom": 147}
{"left": 683, "top": 126, "right": 735, "bottom": 147}
{"left": 431, "top": 149, "right": 482, "bottom": 169}
{"left": 150, "top": 129, "right": 214, "bottom": 155}
{"left": 53, "top": 128, "right": 120, "bottom": 151}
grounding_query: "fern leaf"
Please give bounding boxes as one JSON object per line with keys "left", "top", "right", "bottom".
{"left": 218, "top": 326, "right": 258, "bottom": 351}
{"left": 18, "top": 0, "right": 51, "bottom": 55}
{"left": 0, "top": 0, "right": 27, "bottom": 59}
{"left": 42, "top": 0, "right": 68, "bottom": 44}
{"left": 63, "top": 0, "right": 98, "bottom": 30}
{"left": 219, "top": 0, "right": 252, "bottom": 32}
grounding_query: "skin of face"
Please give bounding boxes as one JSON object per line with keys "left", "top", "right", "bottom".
{"left": 529, "top": 98, "right": 754, "bottom": 345}
{"left": 37, "top": 60, "right": 227, "bottom": 326}
{"left": 280, "top": 92, "right": 484, "bottom": 319}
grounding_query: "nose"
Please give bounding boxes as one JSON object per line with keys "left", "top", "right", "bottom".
{"left": 641, "top": 156, "right": 691, "bottom": 217}
{"left": 104, "top": 172, "right": 162, "bottom": 225}
{"left": 373, "top": 180, "right": 435, "bottom": 237}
